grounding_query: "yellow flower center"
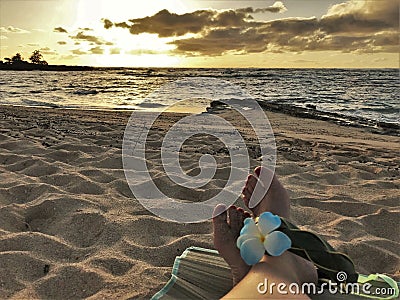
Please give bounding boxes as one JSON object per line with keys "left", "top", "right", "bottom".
{"left": 260, "top": 234, "right": 265, "bottom": 243}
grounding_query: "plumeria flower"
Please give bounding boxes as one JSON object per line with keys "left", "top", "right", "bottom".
{"left": 236, "top": 212, "right": 292, "bottom": 265}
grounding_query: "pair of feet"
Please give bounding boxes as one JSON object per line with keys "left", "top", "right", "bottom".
{"left": 212, "top": 167, "right": 317, "bottom": 286}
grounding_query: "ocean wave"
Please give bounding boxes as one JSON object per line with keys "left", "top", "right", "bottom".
{"left": 72, "top": 89, "right": 99, "bottom": 95}
{"left": 136, "top": 102, "right": 167, "bottom": 108}
{"left": 21, "top": 99, "right": 61, "bottom": 108}
{"left": 1, "top": 68, "right": 398, "bottom": 131}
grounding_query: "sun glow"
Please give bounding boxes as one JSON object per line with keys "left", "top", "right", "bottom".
{"left": 90, "top": 53, "right": 181, "bottom": 67}
{"left": 1, "top": 0, "right": 397, "bottom": 68}
{"left": 68, "top": 0, "right": 187, "bottom": 67}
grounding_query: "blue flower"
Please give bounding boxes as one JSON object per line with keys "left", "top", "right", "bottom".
{"left": 236, "top": 212, "right": 291, "bottom": 265}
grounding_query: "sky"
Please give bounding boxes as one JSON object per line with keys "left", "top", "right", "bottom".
{"left": 0, "top": 0, "right": 398, "bottom": 68}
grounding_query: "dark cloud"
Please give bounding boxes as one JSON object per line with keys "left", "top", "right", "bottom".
{"left": 105, "top": 9, "right": 250, "bottom": 37}
{"left": 319, "top": 0, "right": 398, "bottom": 34}
{"left": 70, "top": 31, "right": 113, "bottom": 45}
{"left": 57, "top": 41, "right": 67, "bottom": 45}
{"left": 103, "top": 2, "right": 286, "bottom": 36}
{"left": 89, "top": 46, "right": 104, "bottom": 54}
{"left": 237, "top": 2, "right": 287, "bottom": 14}
{"left": 172, "top": 28, "right": 268, "bottom": 56}
{"left": 126, "top": 9, "right": 215, "bottom": 37}
{"left": 79, "top": 27, "right": 93, "bottom": 31}
{"left": 103, "top": 6, "right": 287, "bottom": 38}
{"left": 102, "top": 19, "right": 113, "bottom": 29}
{"left": 71, "top": 49, "right": 87, "bottom": 55}
{"left": 104, "top": 0, "right": 398, "bottom": 56}
{"left": 40, "top": 47, "right": 57, "bottom": 55}
{"left": 54, "top": 27, "right": 68, "bottom": 33}
{"left": 260, "top": 17, "right": 318, "bottom": 35}
{"left": 114, "top": 22, "right": 130, "bottom": 29}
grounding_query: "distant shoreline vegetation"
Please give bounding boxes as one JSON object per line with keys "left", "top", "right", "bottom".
{"left": 0, "top": 50, "right": 94, "bottom": 71}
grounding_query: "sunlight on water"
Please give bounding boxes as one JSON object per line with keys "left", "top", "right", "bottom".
{"left": 0, "top": 68, "right": 398, "bottom": 125}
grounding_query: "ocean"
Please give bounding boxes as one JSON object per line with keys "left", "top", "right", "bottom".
{"left": 0, "top": 68, "right": 398, "bottom": 127}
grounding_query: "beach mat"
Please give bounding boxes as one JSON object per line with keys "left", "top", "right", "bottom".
{"left": 152, "top": 247, "right": 399, "bottom": 300}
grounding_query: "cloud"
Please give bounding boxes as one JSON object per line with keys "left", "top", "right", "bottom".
{"left": 40, "top": 47, "right": 57, "bottom": 55}
{"left": 320, "top": 0, "right": 398, "bottom": 34}
{"left": 102, "top": 19, "right": 113, "bottom": 29}
{"left": 103, "top": 5, "right": 289, "bottom": 38}
{"left": 103, "top": 2, "right": 287, "bottom": 36}
{"left": 79, "top": 27, "right": 93, "bottom": 31}
{"left": 70, "top": 31, "right": 113, "bottom": 45}
{"left": 114, "top": 22, "right": 130, "bottom": 29}
{"left": 0, "top": 26, "right": 29, "bottom": 34}
{"left": 0, "top": 36, "right": 8, "bottom": 40}
{"left": 89, "top": 46, "right": 104, "bottom": 54}
{"left": 54, "top": 27, "right": 68, "bottom": 33}
{"left": 238, "top": 2, "right": 288, "bottom": 14}
{"left": 176, "top": 0, "right": 398, "bottom": 55}
{"left": 71, "top": 49, "right": 87, "bottom": 55}
{"left": 103, "top": 0, "right": 398, "bottom": 56}
{"left": 60, "top": 54, "right": 77, "bottom": 60}
{"left": 57, "top": 41, "right": 67, "bottom": 45}
{"left": 27, "top": 43, "right": 40, "bottom": 46}
{"left": 128, "top": 9, "right": 215, "bottom": 37}
{"left": 172, "top": 27, "right": 268, "bottom": 56}
{"left": 127, "top": 49, "right": 163, "bottom": 55}
{"left": 110, "top": 48, "right": 120, "bottom": 54}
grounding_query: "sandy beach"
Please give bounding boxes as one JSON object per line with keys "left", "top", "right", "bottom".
{"left": 0, "top": 105, "right": 398, "bottom": 299}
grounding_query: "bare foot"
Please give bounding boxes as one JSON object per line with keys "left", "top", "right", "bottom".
{"left": 242, "top": 167, "right": 290, "bottom": 219}
{"left": 214, "top": 167, "right": 318, "bottom": 288}
{"left": 212, "top": 204, "right": 251, "bottom": 286}
{"left": 241, "top": 167, "right": 318, "bottom": 285}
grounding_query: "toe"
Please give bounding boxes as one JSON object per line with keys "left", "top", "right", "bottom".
{"left": 212, "top": 204, "right": 230, "bottom": 235}
{"left": 245, "top": 174, "right": 258, "bottom": 194}
{"left": 237, "top": 208, "right": 248, "bottom": 227}
{"left": 241, "top": 187, "right": 252, "bottom": 206}
{"left": 228, "top": 206, "right": 245, "bottom": 233}
{"left": 254, "top": 166, "right": 262, "bottom": 177}
{"left": 254, "top": 167, "right": 274, "bottom": 188}
{"left": 213, "top": 204, "right": 227, "bottom": 221}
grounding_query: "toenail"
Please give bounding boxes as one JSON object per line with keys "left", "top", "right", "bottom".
{"left": 212, "top": 204, "right": 227, "bottom": 218}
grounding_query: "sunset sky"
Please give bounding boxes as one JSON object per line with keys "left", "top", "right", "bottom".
{"left": 0, "top": 0, "right": 398, "bottom": 68}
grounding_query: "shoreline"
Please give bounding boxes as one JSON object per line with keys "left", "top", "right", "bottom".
{"left": 1, "top": 66, "right": 398, "bottom": 70}
{"left": 0, "top": 104, "right": 398, "bottom": 298}
{"left": 2, "top": 100, "right": 399, "bottom": 137}
{"left": 0, "top": 63, "right": 95, "bottom": 71}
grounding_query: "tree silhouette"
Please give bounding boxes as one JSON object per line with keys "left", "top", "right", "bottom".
{"left": 30, "top": 50, "right": 43, "bottom": 64}
{"left": 29, "top": 50, "right": 48, "bottom": 65}
{"left": 11, "top": 53, "right": 24, "bottom": 63}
